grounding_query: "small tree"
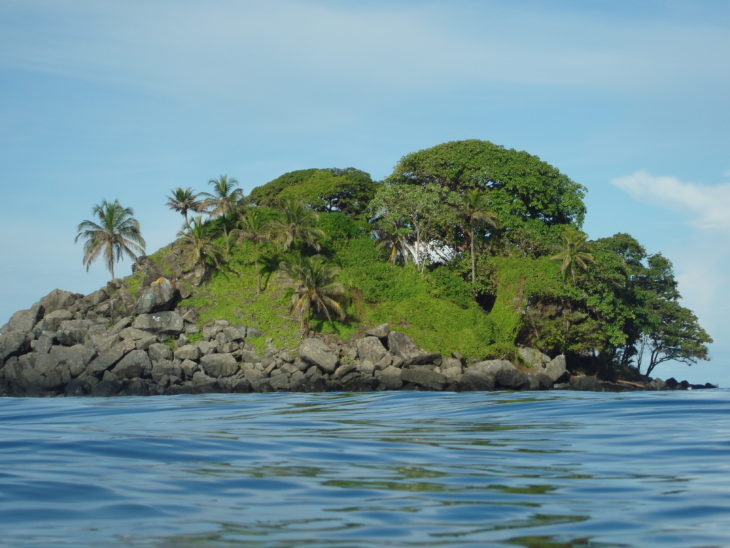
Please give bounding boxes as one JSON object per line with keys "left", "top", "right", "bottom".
{"left": 201, "top": 175, "right": 244, "bottom": 253}
{"left": 233, "top": 208, "right": 274, "bottom": 293}
{"left": 550, "top": 229, "right": 594, "bottom": 282}
{"left": 75, "top": 199, "right": 146, "bottom": 280}
{"left": 166, "top": 187, "right": 204, "bottom": 226}
{"left": 177, "top": 216, "right": 224, "bottom": 273}
{"left": 270, "top": 198, "right": 325, "bottom": 252}
{"left": 280, "top": 254, "right": 346, "bottom": 333}
{"left": 455, "top": 189, "right": 499, "bottom": 290}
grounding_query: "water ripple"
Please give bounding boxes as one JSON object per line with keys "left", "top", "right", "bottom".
{"left": 1, "top": 390, "right": 730, "bottom": 546}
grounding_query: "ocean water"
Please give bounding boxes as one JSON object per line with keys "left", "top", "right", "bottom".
{"left": 1, "top": 390, "right": 730, "bottom": 547}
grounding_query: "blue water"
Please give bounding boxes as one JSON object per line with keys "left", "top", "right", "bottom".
{"left": 1, "top": 391, "right": 730, "bottom": 547}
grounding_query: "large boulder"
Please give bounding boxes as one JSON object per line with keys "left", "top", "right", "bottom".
{"left": 518, "top": 347, "right": 550, "bottom": 368}
{"left": 39, "top": 289, "right": 80, "bottom": 315}
{"left": 134, "top": 282, "right": 180, "bottom": 314}
{"left": 468, "top": 360, "right": 528, "bottom": 390}
{"left": 133, "top": 312, "right": 184, "bottom": 335}
{"left": 387, "top": 331, "right": 440, "bottom": 365}
{"left": 356, "top": 336, "right": 388, "bottom": 364}
{"left": 6, "top": 303, "right": 44, "bottom": 333}
{"left": 200, "top": 353, "right": 238, "bottom": 377}
{"left": 56, "top": 319, "right": 93, "bottom": 346}
{"left": 40, "top": 309, "right": 74, "bottom": 333}
{"left": 0, "top": 331, "right": 29, "bottom": 362}
{"left": 87, "top": 339, "right": 135, "bottom": 376}
{"left": 299, "top": 338, "right": 338, "bottom": 373}
{"left": 366, "top": 323, "right": 391, "bottom": 339}
{"left": 536, "top": 354, "right": 568, "bottom": 383}
{"left": 112, "top": 349, "right": 151, "bottom": 379}
{"left": 378, "top": 365, "right": 403, "bottom": 390}
{"left": 401, "top": 366, "right": 447, "bottom": 390}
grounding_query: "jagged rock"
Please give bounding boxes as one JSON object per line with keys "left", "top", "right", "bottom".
{"left": 246, "top": 327, "right": 263, "bottom": 338}
{"left": 109, "top": 317, "right": 132, "bottom": 335}
{"left": 357, "top": 360, "right": 375, "bottom": 375}
{"left": 465, "top": 360, "right": 528, "bottom": 390}
{"left": 56, "top": 319, "right": 93, "bottom": 346}
{"left": 0, "top": 331, "right": 29, "bottom": 362}
{"left": 174, "top": 344, "right": 201, "bottom": 361}
{"left": 134, "top": 282, "right": 180, "bottom": 314}
{"left": 39, "top": 289, "right": 80, "bottom": 315}
{"left": 356, "top": 336, "right": 388, "bottom": 364}
{"left": 32, "top": 333, "right": 54, "bottom": 355}
{"left": 135, "top": 335, "right": 158, "bottom": 351}
{"left": 133, "top": 312, "right": 184, "bottom": 335}
{"left": 148, "top": 343, "right": 173, "bottom": 362}
{"left": 366, "top": 323, "right": 391, "bottom": 339}
{"left": 87, "top": 339, "right": 135, "bottom": 376}
{"left": 299, "top": 338, "right": 338, "bottom": 373}
{"left": 192, "top": 369, "right": 218, "bottom": 386}
{"left": 333, "top": 362, "right": 357, "bottom": 380}
{"left": 387, "top": 331, "right": 440, "bottom": 365}
{"left": 119, "top": 327, "right": 155, "bottom": 341}
{"left": 179, "top": 359, "right": 198, "bottom": 379}
{"left": 401, "top": 366, "right": 447, "bottom": 390}
{"left": 531, "top": 354, "right": 567, "bottom": 383}
{"left": 112, "top": 349, "right": 151, "bottom": 379}
{"left": 518, "top": 347, "right": 551, "bottom": 368}
{"left": 269, "top": 373, "right": 292, "bottom": 391}
{"left": 85, "top": 288, "right": 108, "bottom": 307}
{"left": 200, "top": 353, "right": 238, "bottom": 377}
{"left": 40, "top": 309, "right": 74, "bottom": 332}
{"left": 378, "top": 365, "right": 403, "bottom": 390}
{"left": 151, "top": 359, "right": 182, "bottom": 384}
{"left": 5, "top": 303, "right": 44, "bottom": 334}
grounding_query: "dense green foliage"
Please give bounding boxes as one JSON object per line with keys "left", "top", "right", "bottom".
{"left": 247, "top": 168, "right": 377, "bottom": 217}
{"left": 104, "top": 139, "right": 712, "bottom": 378}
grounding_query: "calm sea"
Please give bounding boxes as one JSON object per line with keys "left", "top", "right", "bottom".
{"left": 1, "top": 390, "right": 729, "bottom": 547}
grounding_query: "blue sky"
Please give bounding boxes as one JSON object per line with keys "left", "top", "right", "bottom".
{"left": 1, "top": 0, "right": 728, "bottom": 384}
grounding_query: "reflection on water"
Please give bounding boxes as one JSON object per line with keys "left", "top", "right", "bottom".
{"left": 1, "top": 390, "right": 730, "bottom": 547}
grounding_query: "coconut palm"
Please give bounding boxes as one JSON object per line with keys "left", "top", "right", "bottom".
{"left": 233, "top": 208, "right": 274, "bottom": 293}
{"left": 280, "top": 254, "right": 346, "bottom": 333}
{"left": 270, "top": 198, "right": 325, "bottom": 252}
{"left": 177, "top": 216, "right": 224, "bottom": 272}
{"left": 458, "top": 189, "right": 499, "bottom": 289}
{"left": 75, "top": 199, "right": 146, "bottom": 280}
{"left": 550, "top": 229, "right": 595, "bottom": 282}
{"left": 201, "top": 175, "right": 244, "bottom": 253}
{"left": 166, "top": 187, "right": 203, "bottom": 225}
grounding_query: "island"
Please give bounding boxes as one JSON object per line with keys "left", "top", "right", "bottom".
{"left": 0, "top": 140, "right": 715, "bottom": 396}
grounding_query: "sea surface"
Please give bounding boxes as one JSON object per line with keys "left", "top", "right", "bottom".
{"left": 1, "top": 390, "right": 730, "bottom": 547}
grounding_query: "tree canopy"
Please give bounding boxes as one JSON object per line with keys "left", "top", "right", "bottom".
{"left": 247, "top": 168, "right": 377, "bottom": 217}
{"left": 387, "top": 140, "right": 587, "bottom": 230}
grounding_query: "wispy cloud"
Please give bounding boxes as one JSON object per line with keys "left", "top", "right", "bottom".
{"left": 1, "top": 0, "right": 729, "bottom": 102}
{"left": 612, "top": 170, "right": 730, "bottom": 231}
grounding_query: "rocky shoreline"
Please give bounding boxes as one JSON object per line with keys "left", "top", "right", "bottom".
{"left": 0, "top": 283, "right": 716, "bottom": 397}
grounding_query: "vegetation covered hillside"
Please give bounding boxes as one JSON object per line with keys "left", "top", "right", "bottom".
{"left": 96, "top": 140, "right": 711, "bottom": 379}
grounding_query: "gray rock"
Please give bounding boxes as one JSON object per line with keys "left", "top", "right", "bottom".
{"left": 191, "top": 370, "right": 217, "bottom": 386}
{"left": 366, "top": 323, "right": 390, "bottom": 339}
{"left": 378, "top": 365, "right": 403, "bottom": 390}
{"left": 133, "top": 312, "right": 184, "bottom": 335}
{"left": 91, "top": 379, "right": 123, "bottom": 397}
{"left": 32, "top": 333, "right": 55, "bottom": 355}
{"left": 112, "top": 349, "right": 151, "bottom": 379}
{"left": 135, "top": 335, "right": 158, "bottom": 351}
{"left": 246, "top": 327, "right": 263, "bottom": 338}
{"left": 356, "top": 336, "right": 388, "bottom": 364}
{"left": 148, "top": 343, "right": 173, "bottom": 362}
{"left": 468, "top": 360, "right": 528, "bottom": 390}
{"left": 221, "top": 327, "right": 246, "bottom": 343}
{"left": 87, "top": 339, "right": 135, "bottom": 375}
{"left": 460, "top": 367, "right": 495, "bottom": 391}
{"left": 269, "top": 372, "right": 291, "bottom": 391}
{"left": 89, "top": 333, "right": 120, "bottom": 353}
{"left": 175, "top": 344, "right": 201, "bottom": 361}
{"left": 6, "top": 303, "right": 44, "bottom": 333}
{"left": 179, "top": 359, "right": 198, "bottom": 379}
{"left": 387, "top": 331, "right": 439, "bottom": 365}
{"left": 39, "top": 289, "right": 80, "bottom": 315}
{"left": 401, "top": 366, "right": 446, "bottom": 390}
{"left": 333, "top": 362, "right": 357, "bottom": 380}
{"left": 40, "top": 309, "right": 74, "bottom": 332}
{"left": 133, "top": 282, "right": 179, "bottom": 314}
{"left": 109, "top": 317, "right": 132, "bottom": 335}
{"left": 65, "top": 378, "right": 92, "bottom": 396}
{"left": 56, "top": 319, "right": 93, "bottom": 346}
{"left": 357, "top": 360, "right": 375, "bottom": 375}
{"left": 119, "top": 327, "right": 154, "bottom": 341}
{"left": 0, "top": 330, "right": 29, "bottom": 362}
{"left": 151, "top": 359, "right": 182, "bottom": 384}
{"left": 200, "top": 353, "right": 238, "bottom": 377}
{"left": 541, "top": 355, "right": 567, "bottom": 383}
{"left": 195, "top": 340, "right": 212, "bottom": 356}
{"left": 518, "top": 347, "right": 551, "bottom": 368}
{"left": 299, "top": 338, "right": 338, "bottom": 373}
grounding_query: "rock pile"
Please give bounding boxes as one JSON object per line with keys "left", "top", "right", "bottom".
{"left": 0, "top": 284, "right": 713, "bottom": 397}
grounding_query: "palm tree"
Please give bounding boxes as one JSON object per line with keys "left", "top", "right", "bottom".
{"left": 177, "top": 216, "right": 224, "bottom": 272}
{"left": 270, "top": 198, "right": 325, "bottom": 252}
{"left": 166, "top": 187, "right": 203, "bottom": 225}
{"left": 280, "top": 254, "right": 346, "bottom": 333}
{"left": 233, "top": 208, "right": 274, "bottom": 293}
{"left": 201, "top": 175, "right": 244, "bottom": 252}
{"left": 550, "top": 229, "right": 595, "bottom": 282}
{"left": 75, "top": 199, "right": 146, "bottom": 280}
{"left": 458, "top": 189, "right": 499, "bottom": 290}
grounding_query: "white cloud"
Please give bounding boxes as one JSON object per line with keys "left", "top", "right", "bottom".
{"left": 612, "top": 170, "right": 730, "bottom": 231}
